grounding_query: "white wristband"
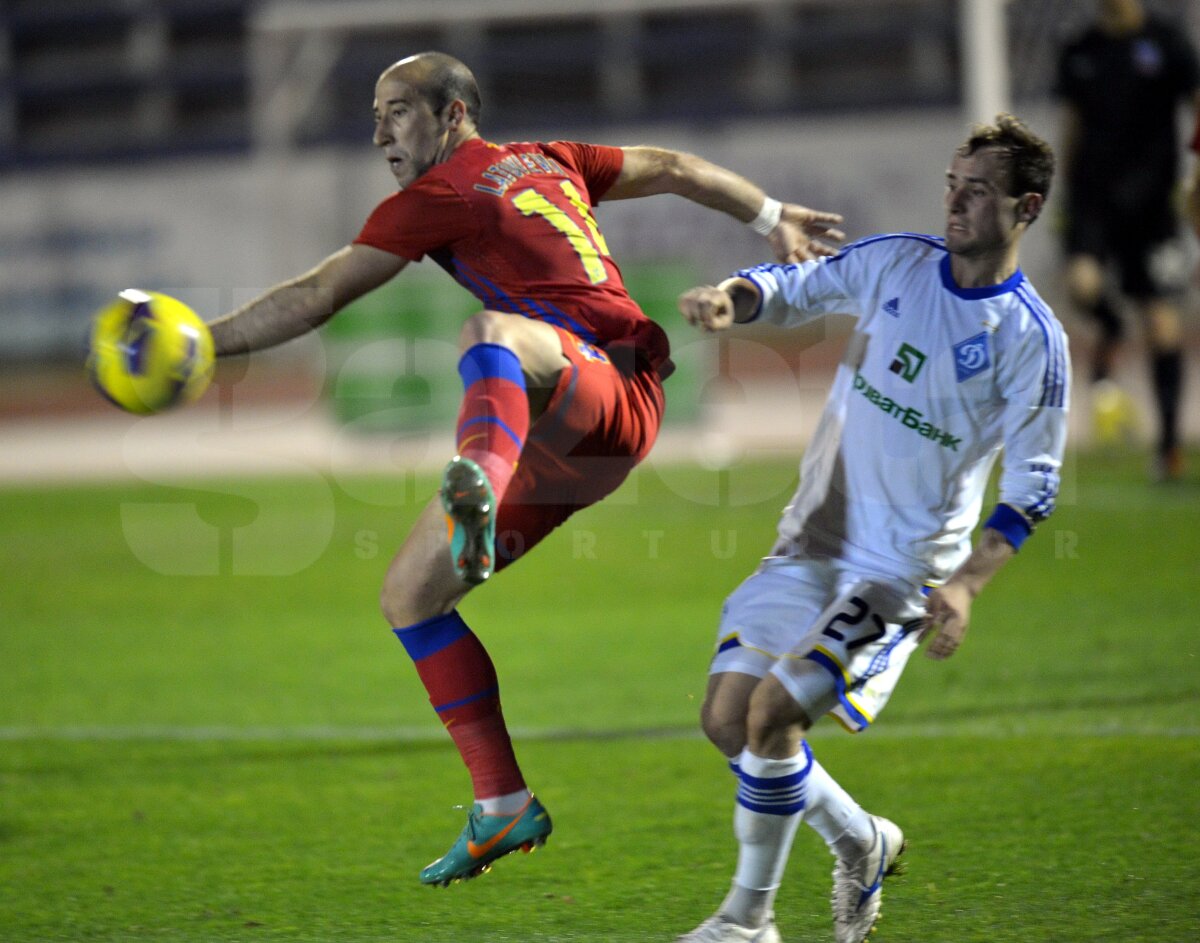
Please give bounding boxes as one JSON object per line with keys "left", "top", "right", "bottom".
{"left": 748, "top": 196, "right": 782, "bottom": 236}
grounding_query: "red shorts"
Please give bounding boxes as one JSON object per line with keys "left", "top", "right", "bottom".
{"left": 493, "top": 326, "right": 666, "bottom": 570}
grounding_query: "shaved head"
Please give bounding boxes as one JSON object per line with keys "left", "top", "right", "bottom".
{"left": 383, "top": 52, "right": 482, "bottom": 126}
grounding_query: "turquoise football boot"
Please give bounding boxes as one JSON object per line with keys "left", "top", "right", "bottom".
{"left": 419, "top": 796, "right": 553, "bottom": 886}
{"left": 440, "top": 456, "right": 497, "bottom": 585}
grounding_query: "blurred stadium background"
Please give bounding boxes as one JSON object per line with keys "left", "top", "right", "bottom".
{"left": 1, "top": 0, "right": 1198, "bottom": 481}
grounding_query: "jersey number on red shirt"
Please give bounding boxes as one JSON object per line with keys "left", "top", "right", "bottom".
{"left": 511, "top": 180, "right": 612, "bottom": 285}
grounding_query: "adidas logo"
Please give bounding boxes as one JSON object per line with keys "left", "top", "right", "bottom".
{"left": 883, "top": 297, "right": 901, "bottom": 317}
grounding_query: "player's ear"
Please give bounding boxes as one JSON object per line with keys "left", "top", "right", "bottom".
{"left": 1017, "top": 192, "right": 1044, "bottom": 225}
{"left": 445, "top": 99, "right": 467, "bottom": 131}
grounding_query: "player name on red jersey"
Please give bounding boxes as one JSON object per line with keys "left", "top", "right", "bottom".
{"left": 473, "top": 153, "right": 569, "bottom": 197}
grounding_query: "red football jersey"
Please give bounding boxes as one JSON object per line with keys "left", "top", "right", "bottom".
{"left": 355, "top": 138, "right": 669, "bottom": 370}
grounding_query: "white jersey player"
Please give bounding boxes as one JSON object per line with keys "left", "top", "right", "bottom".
{"left": 674, "top": 115, "right": 1069, "bottom": 943}
{"left": 720, "top": 228, "right": 1068, "bottom": 735}
{"left": 746, "top": 231, "right": 1068, "bottom": 589}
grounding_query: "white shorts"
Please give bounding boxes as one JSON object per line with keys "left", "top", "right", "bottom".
{"left": 711, "top": 557, "right": 927, "bottom": 732}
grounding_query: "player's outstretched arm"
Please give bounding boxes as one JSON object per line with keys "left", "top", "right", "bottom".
{"left": 208, "top": 244, "right": 407, "bottom": 357}
{"left": 605, "top": 146, "right": 844, "bottom": 263}
{"left": 678, "top": 277, "right": 761, "bottom": 333}
{"left": 922, "top": 526, "right": 1016, "bottom": 661}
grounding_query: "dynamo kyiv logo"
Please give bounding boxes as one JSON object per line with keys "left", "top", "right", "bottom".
{"left": 953, "top": 332, "right": 990, "bottom": 381}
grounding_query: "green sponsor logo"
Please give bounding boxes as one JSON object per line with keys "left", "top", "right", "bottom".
{"left": 853, "top": 372, "right": 961, "bottom": 451}
{"left": 889, "top": 343, "right": 926, "bottom": 383}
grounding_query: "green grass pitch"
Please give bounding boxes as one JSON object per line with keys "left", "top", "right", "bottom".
{"left": 1, "top": 452, "right": 1198, "bottom": 942}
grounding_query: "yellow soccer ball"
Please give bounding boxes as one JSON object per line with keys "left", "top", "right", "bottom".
{"left": 88, "top": 289, "right": 215, "bottom": 415}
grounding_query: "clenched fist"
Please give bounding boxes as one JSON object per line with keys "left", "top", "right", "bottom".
{"left": 678, "top": 278, "right": 761, "bottom": 332}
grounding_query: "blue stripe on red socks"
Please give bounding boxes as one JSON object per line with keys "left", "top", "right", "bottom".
{"left": 456, "top": 343, "right": 528, "bottom": 503}
{"left": 393, "top": 611, "right": 526, "bottom": 798}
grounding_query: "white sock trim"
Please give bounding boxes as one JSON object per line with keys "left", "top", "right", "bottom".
{"left": 477, "top": 788, "right": 532, "bottom": 816}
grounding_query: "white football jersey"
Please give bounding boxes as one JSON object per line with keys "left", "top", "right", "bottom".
{"left": 737, "top": 233, "right": 1070, "bottom": 587}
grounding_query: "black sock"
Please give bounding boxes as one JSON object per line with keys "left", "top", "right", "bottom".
{"left": 1151, "top": 349, "right": 1183, "bottom": 454}
{"left": 1090, "top": 298, "right": 1123, "bottom": 383}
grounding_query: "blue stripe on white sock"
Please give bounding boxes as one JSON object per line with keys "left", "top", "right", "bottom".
{"left": 735, "top": 743, "right": 812, "bottom": 816}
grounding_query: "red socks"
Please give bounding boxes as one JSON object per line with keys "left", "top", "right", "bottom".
{"left": 393, "top": 611, "right": 526, "bottom": 798}
{"left": 456, "top": 343, "right": 528, "bottom": 502}
{"left": 392, "top": 346, "right": 531, "bottom": 798}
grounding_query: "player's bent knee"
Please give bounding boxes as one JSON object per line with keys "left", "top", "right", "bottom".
{"left": 459, "top": 308, "right": 552, "bottom": 351}
{"left": 458, "top": 309, "right": 511, "bottom": 350}
{"left": 700, "top": 701, "right": 747, "bottom": 757}
{"left": 458, "top": 309, "right": 565, "bottom": 389}
{"left": 700, "top": 672, "right": 760, "bottom": 756}
{"left": 745, "top": 679, "right": 811, "bottom": 755}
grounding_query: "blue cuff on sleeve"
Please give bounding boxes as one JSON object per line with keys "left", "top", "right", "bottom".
{"left": 984, "top": 503, "right": 1032, "bottom": 551}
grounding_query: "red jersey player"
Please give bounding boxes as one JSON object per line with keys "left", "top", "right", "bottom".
{"left": 205, "top": 51, "right": 844, "bottom": 886}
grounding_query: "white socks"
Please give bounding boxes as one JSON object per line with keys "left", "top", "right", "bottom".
{"left": 721, "top": 745, "right": 877, "bottom": 929}
{"left": 477, "top": 788, "right": 532, "bottom": 816}
{"left": 722, "top": 744, "right": 811, "bottom": 927}
{"left": 803, "top": 757, "right": 875, "bottom": 859}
